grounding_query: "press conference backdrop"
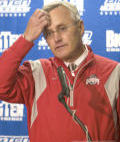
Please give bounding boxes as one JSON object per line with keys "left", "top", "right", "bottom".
{"left": 0, "top": 0, "right": 120, "bottom": 141}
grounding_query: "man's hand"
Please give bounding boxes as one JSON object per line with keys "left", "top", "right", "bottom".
{"left": 24, "top": 9, "right": 50, "bottom": 42}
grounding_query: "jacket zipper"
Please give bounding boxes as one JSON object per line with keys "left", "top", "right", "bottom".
{"left": 67, "top": 59, "right": 94, "bottom": 107}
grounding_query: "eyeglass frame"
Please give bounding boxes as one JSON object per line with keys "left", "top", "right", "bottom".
{"left": 43, "top": 21, "right": 79, "bottom": 39}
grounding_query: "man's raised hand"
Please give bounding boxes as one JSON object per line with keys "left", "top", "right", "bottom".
{"left": 24, "top": 9, "right": 50, "bottom": 42}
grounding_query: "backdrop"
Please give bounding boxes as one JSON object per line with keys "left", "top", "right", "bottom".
{"left": 0, "top": 0, "right": 120, "bottom": 141}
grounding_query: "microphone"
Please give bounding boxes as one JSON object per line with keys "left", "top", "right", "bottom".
{"left": 57, "top": 66, "right": 92, "bottom": 142}
{"left": 57, "top": 66, "right": 70, "bottom": 97}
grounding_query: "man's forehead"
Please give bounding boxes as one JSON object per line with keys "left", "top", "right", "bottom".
{"left": 45, "top": 23, "right": 66, "bottom": 31}
{"left": 49, "top": 6, "right": 73, "bottom": 23}
{"left": 46, "top": 19, "right": 73, "bottom": 31}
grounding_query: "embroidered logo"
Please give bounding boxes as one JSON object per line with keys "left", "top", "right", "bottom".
{"left": 86, "top": 74, "right": 100, "bottom": 85}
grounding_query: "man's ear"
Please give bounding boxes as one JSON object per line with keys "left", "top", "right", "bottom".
{"left": 77, "top": 20, "right": 84, "bottom": 36}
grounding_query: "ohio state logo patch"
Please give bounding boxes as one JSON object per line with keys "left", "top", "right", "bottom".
{"left": 86, "top": 74, "right": 100, "bottom": 85}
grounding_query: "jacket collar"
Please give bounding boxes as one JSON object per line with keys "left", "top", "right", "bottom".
{"left": 51, "top": 45, "right": 95, "bottom": 70}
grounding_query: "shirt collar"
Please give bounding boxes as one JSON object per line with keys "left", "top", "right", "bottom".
{"left": 64, "top": 45, "right": 88, "bottom": 67}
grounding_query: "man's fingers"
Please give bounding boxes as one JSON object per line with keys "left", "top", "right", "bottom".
{"left": 24, "top": 9, "right": 51, "bottom": 41}
{"left": 35, "top": 13, "right": 50, "bottom": 27}
{"left": 32, "top": 9, "right": 51, "bottom": 26}
{"left": 32, "top": 9, "right": 40, "bottom": 17}
{"left": 40, "top": 19, "right": 49, "bottom": 29}
{"left": 37, "top": 15, "right": 50, "bottom": 28}
{"left": 33, "top": 9, "right": 49, "bottom": 19}
{"left": 40, "top": 15, "right": 50, "bottom": 23}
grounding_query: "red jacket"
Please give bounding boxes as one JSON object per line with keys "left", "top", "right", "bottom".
{"left": 0, "top": 36, "right": 120, "bottom": 142}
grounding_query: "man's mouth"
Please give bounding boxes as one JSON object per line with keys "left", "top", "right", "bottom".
{"left": 55, "top": 44, "right": 67, "bottom": 50}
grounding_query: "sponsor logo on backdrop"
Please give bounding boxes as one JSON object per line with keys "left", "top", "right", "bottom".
{"left": 0, "top": 101, "right": 24, "bottom": 121}
{"left": 43, "top": 0, "right": 84, "bottom": 16}
{"left": 106, "top": 30, "right": 120, "bottom": 52}
{"left": 38, "top": 37, "right": 50, "bottom": 50}
{"left": 38, "top": 30, "right": 93, "bottom": 50}
{"left": 100, "top": 0, "right": 120, "bottom": 15}
{"left": 82, "top": 31, "right": 93, "bottom": 45}
{"left": 0, "top": 136, "right": 29, "bottom": 142}
{"left": 0, "top": 0, "right": 31, "bottom": 17}
{"left": 0, "top": 31, "right": 20, "bottom": 53}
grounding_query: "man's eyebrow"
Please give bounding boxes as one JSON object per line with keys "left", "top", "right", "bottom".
{"left": 46, "top": 24, "right": 66, "bottom": 31}
{"left": 57, "top": 24, "right": 66, "bottom": 27}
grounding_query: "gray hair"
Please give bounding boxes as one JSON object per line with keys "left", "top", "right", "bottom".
{"left": 42, "top": 1, "right": 81, "bottom": 22}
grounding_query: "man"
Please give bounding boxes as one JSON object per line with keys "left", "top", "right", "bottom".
{"left": 0, "top": 1, "right": 120, "bottom": 142}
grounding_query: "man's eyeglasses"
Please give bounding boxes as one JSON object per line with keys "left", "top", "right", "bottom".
{"left": 43, "top": 22, "right": 78, "bottom": 39}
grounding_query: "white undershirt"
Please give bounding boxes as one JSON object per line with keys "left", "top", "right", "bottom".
{"left": 64, "top": 45, "right": 88, "bottom": 76}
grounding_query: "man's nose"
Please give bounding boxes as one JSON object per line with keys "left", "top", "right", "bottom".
{"left": 53, "top": 31, "right": 62, "bottom": 42}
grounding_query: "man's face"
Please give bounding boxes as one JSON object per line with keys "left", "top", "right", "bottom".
{"left": 44, "top": 6, "right": 84, "bottom": 62}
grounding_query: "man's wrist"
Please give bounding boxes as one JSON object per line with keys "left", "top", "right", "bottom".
{"left": 22, "top": 34, "right": 34, "bottom": 43}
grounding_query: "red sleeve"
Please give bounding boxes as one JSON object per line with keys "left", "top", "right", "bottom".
{"left": 0, "top": 35, "right": 34, "bottom": 104}
{"left": 117, "top": 82, "right": 120, "bottom": 138}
